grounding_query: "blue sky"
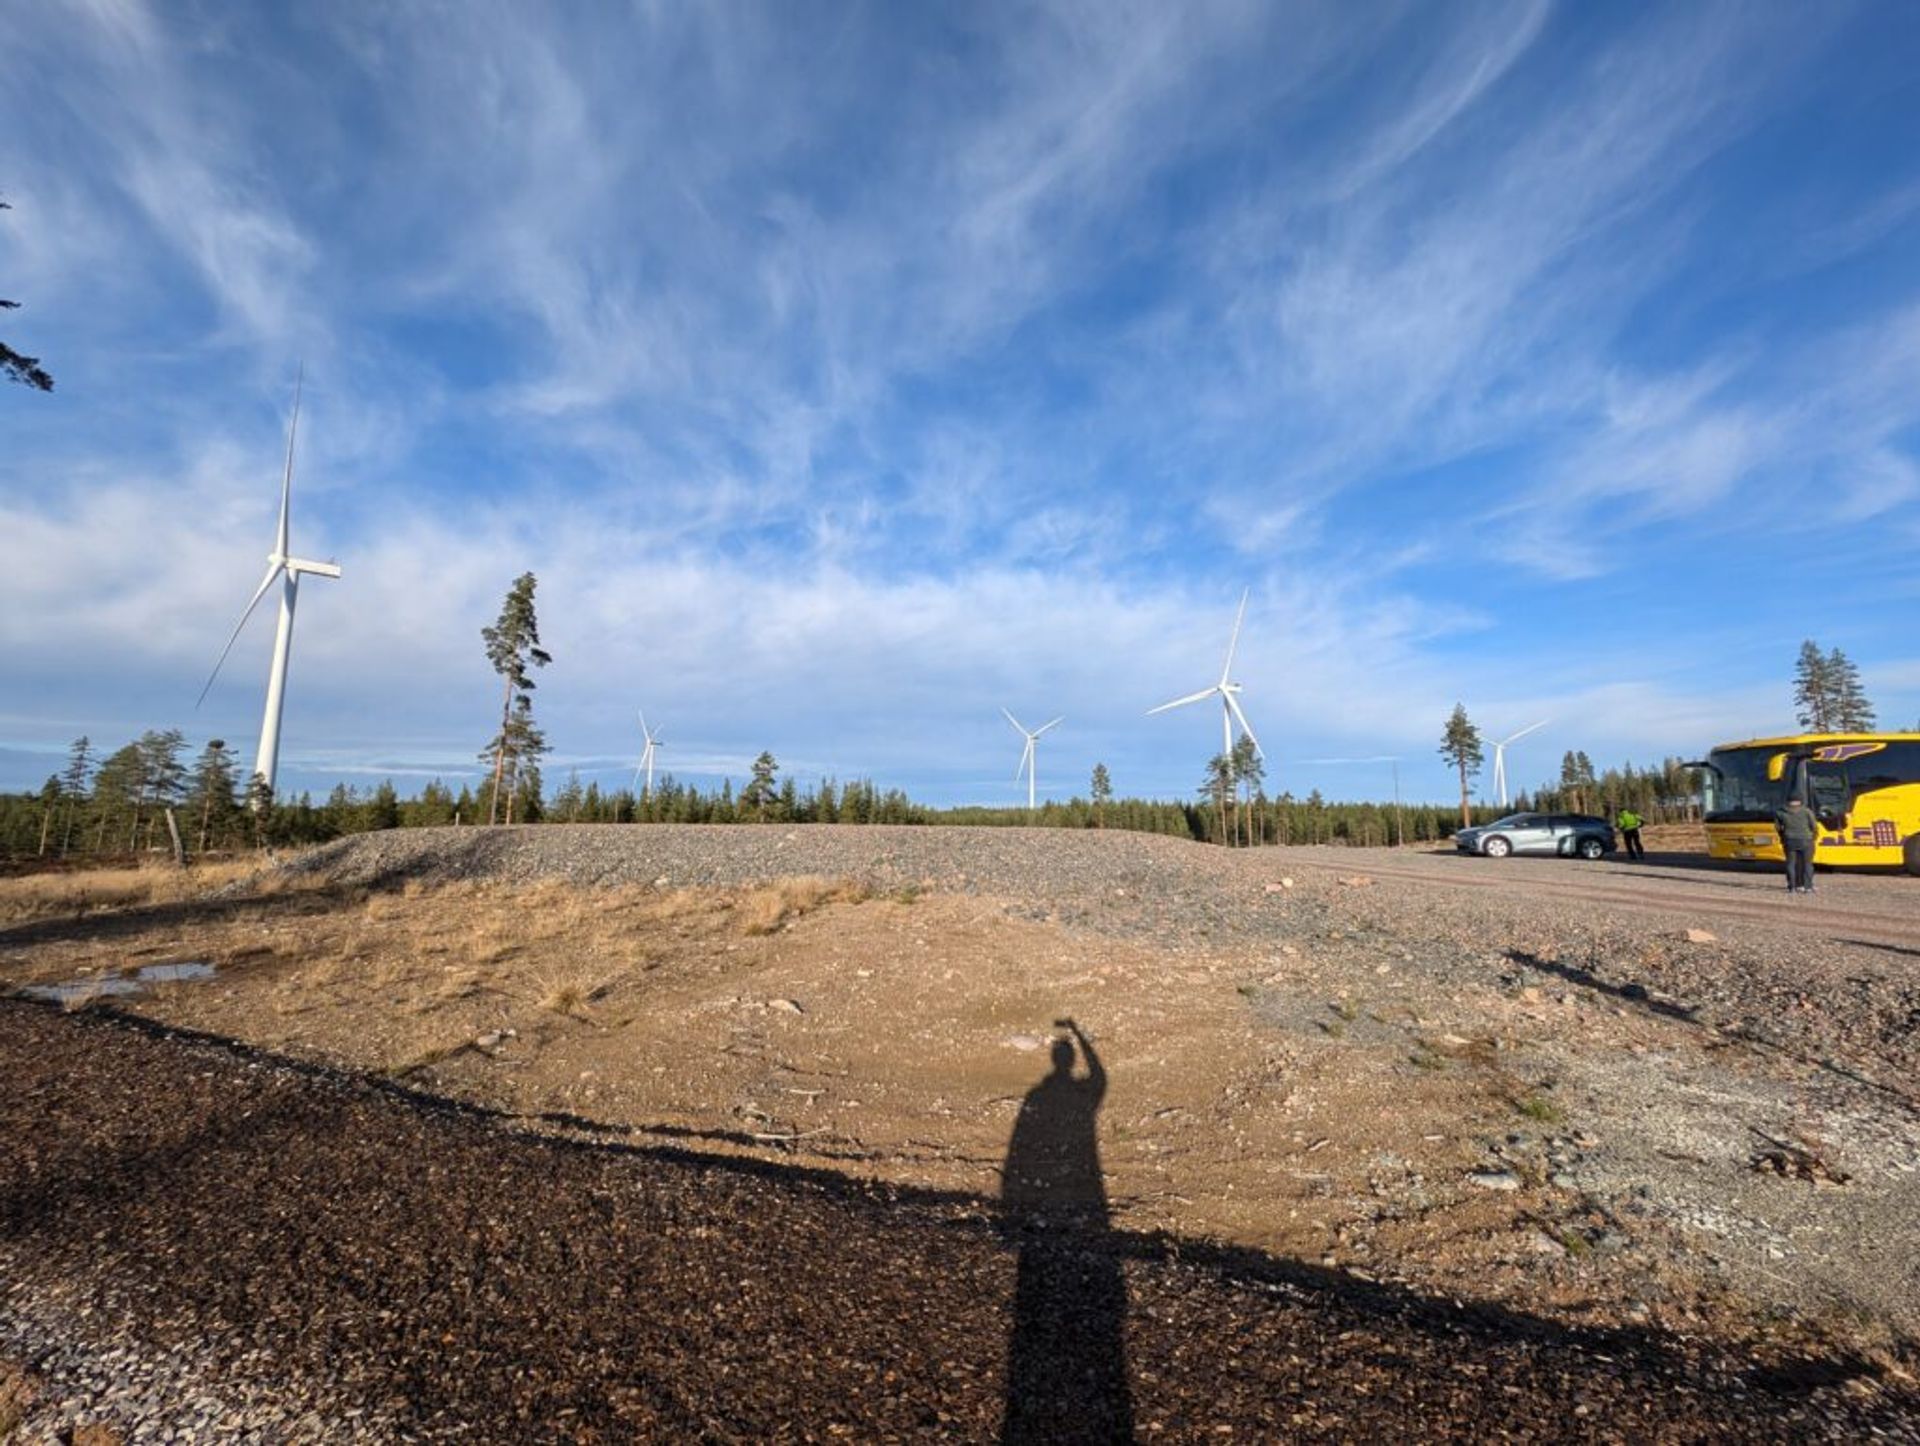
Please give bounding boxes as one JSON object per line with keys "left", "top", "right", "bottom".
{"left": 3, "top": 0, "right": 1919, "bottom": 808}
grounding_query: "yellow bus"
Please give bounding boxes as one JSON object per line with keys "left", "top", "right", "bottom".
{"left": 1692, "top": 733, "right": 1920, "bottom": 875}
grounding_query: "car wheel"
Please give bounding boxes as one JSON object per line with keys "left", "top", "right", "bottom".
{"left": 1577, "top": 837, "right": 1605, "bottom": 860}
{"left": 1906, "top": 834, "right": 1920, "bottom": 878}
{"left": 1484, "top": 836, "right": 1512, "bottom": 858}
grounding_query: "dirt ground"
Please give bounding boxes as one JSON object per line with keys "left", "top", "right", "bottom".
{"left": 4, "top": 829, "right": 1918, "bottom": 1396}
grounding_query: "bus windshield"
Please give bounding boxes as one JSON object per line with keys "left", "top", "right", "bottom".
{"left": 1703, "top": 748, "right": 1786, "bottom": 822}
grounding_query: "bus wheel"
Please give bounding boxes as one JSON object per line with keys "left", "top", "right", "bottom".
{"left": 1906, "top": 835, "right": 1920, "bottom": 878}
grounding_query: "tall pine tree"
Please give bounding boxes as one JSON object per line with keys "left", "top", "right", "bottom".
{"left": 1439, "top": 704, "right": 1484, "bottom": 829}
{"left": 481, "top": 573, "right": 552, "bottom": 825}
{"left": 1826, "top": 647, "right": 1876, "bottom": 732}
{"left": 1792, "top": 640, "right": 1834, "bottom": 732}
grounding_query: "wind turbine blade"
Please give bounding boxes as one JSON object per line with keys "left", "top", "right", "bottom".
{"left": 1146, "top": 687, "right": 1218, "bottom": 715}
{"left": 1001, "top": 706, "right": 1028, "bottom": 735}
{"left": 1035, "top": 717, "right": 1064, "bottom": 736}
{"left": 1224, "top": 691, "right": 1263, "bottom": 757}
{"left": 638, "top": 709, "right": 648, "bottom": 736}
{"left": 276, "top": 365, "right": 303, "bottom": 559}
{"left": 1501, "top": 718, "right": 1550, "bottom": 746}
{"left": 1219, "top": 587, "right": 1249, "bottom": 683}
{"left": 196, "top": 561, "right": 284, "bottom": 706}
{"left": 1015, "top": 740, "right": 1033, "bottom": 782}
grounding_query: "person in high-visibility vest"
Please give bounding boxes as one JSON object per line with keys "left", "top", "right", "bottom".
{"left": 1615, "top": 807, "right": 1645, "bottom": 860}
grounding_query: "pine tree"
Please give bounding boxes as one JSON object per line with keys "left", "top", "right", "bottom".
{"left": 1439, "top": 704, "right": 1484, "bottom": 829}
{"left": 1231, "top": 735, "right": 1264, "bottom": 847}
{"left": 58, "top": 736, "right": 94, "bottom": 855}
{"left": 742, "top": 752, "right": 779, "bottom": 821}
{"left": 35, "top": 776, "right": 60, "bottom": 855}
{"left": 244, "top": 773, "right": 275, "bottom": 848}
{"left": 1201, "top": 753, "right": 1233, "bottom": 845}
{"left": 186, "top": 739, "right": 241, "bottom": 853}
{"left": 91, "top": 744, "right": 144, "bottom": 852}
{"left": 552, "top": 772, "right": 585, "bottom": 822}
{"left": 1825, "top": 647, "right": 1876, "bottom": 732}
{"left": 1, "top": 197, "right": 54, "bottom": 392}
{"left": 1793, "top": 640, "right": 1834, "bottom": 732}
{"left": 368, "top": 780, "right": 401, "bottom": 831}
{"left": 481, "top": 573, "right": 553, "bottom": 825}
{"left": 133, "top": 729, "right": 187, "bottom": 850}
{"left": 1089, "top": 763, "right": 1112, "bottom": 828}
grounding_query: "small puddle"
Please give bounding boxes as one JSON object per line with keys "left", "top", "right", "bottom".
{"left": 20, "top": 961, "right": 216, "bottom": 1005}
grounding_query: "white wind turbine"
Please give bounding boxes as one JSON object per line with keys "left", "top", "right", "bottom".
{"left": 197, "top": 370, "right": 342, "bottom": 804}
{"left": 633, "top": 711, "right": 665, "bottom": 797}
{"left": 1003, "top": 708, "right": 1063, "bottom": 811}
{"left": 1491, "top": 719, "right": 1549, "bottom": 808}
{"left": 1146, "top": 588, "right": 1262, "bottom": 761}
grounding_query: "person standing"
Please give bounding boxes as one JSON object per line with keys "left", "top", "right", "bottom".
{"left": 1615, "top": 806, "right": 1646, "bottom": 861}
{"left": 1774, "top": 796, "right": 1820, "bottom": 894}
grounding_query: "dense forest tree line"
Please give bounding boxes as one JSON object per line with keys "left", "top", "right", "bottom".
{"left": 0, "top": 731, "right": 1710, "bottom": 863}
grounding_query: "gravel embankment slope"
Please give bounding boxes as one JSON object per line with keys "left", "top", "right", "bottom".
{"left": 4, "top": 999, "right": 1914, "bottom": 1443}
{"left": 286, "top": 825, "right": 1920, "bottom": 1081}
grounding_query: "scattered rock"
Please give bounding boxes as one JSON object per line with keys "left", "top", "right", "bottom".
{"left": 1264, "top": 878, "right": 1296, "bottom": 893}
{"left": 475, "top": 1031, "right": 504, "bottom": 1050}
{"left": 769, "top": 998, "right": 806, "bottom": 1015}
{"left": 1751, "top": 1140, "right": 1850, "bottom": 1186}
{"left": 1468, "top": 1170, "right": 1522, "bottom": 1192}
{"left": 1337, "top": 876, "right": 1374, "bottom": 888}
{"left": 1681, "top": 928, "right": 1717, "bottom": 944}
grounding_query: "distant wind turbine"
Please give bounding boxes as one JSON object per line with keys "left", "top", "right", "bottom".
{"left": 1491, "top": 719, "right": 1549, "bottom": 808}
{"left": 196, "top": 369, "right": 342, "bottom": 804}
{"left": 633, "top": 711, "right": 665, "bottom": 797}
{"left": 1002, "top": 708, "right": 1063, "bottom": 811}
{"left": 1146, "top": 588, "right": 1262, "bottom": 761}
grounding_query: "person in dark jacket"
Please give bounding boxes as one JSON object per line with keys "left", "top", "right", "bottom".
{"left": 1774, "top": 796, "right": 1820, "bottom": 894}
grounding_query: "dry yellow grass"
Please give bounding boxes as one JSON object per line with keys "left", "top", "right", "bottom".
{"left": 0, "top": 859, "right": 266, "bottom": 924}
{"left": 536, "top": 969, "right": 617, "bottom": 1016}
{"left": 734, "top": 876, "right": 868, "bottom": 936}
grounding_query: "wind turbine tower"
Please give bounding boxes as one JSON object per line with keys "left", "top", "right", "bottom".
{"left": 1002, "top": 708, "right": 1063, "bottom": 811}
{"left": 634, "top": 711, "right": 665, "bottom": 797}
{"left": 1491, "top": 719, "right": 1549, "bottom": 809}
{"left": 1147, "top": 588, "right": 1263, "bottom": 761}
{"left": 198, "top": 370, "right": 342, "bottom": 804}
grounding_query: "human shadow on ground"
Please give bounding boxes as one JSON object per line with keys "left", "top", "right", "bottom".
{"left": 998, "top": 1018, "right": 1132, "bottom": 1444}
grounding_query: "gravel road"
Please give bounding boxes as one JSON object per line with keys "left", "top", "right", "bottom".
{"left": 4, "top": 999, "right": 1915, "bottom": 1443}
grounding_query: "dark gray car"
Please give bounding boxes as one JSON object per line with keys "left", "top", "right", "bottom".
{"left": 1455, "top": 812, "right": 1616, "bottom": 860}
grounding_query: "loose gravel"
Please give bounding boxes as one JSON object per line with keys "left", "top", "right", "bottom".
{"left": 4, "top": 1000, "right": 1916, "bottom": 1442}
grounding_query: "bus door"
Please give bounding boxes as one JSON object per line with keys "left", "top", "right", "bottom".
{"left": 1781, "top": 754, "right": 1851, "bottom": 832}
{"left": 1805, "top": 759, "right": 1852, "bottom": 832}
